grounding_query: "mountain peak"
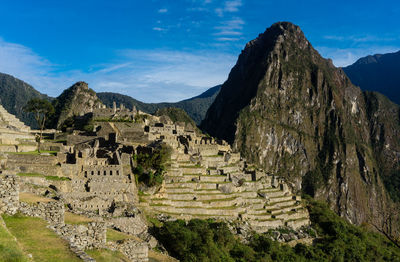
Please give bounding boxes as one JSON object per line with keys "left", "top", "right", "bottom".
{"left": 244, "top": 21, "right": 308, "bottom": 52}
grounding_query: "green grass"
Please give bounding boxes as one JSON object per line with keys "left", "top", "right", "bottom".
{"left": 85, "top": 248, "right": 130, "bottom": 262}
{"left": 106, "top": 229, "right": 134, "bottom": 242}
{"left": 146, "top": 215, "right": 163, "bottom": 228}
{"left": 0, "top": 219, "right": 30, "bottom": 262}
{"left": 16, "top": 173, "right": 70, "bottom": 181}
{"left": 64, "top": 212, "right": 93, "bottom": 225}
{"left": 2, "top": 214, "right": 81, "bottom": 262}
{"left": 8, "top": 150, "right": 58, "bottom": 156}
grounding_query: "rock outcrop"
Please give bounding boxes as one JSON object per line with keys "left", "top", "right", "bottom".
{"left": 51, "top": 81, "right": 103, "bottom": 129}
{"left": 202, "top": 22, "right": 400, "bottom": 242}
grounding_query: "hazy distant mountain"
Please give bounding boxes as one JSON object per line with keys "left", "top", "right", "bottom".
{"left": 343, "top": 50, "right": 400, "bottom": 105}
{"left": 0, "top": 72, "right": 50, "bottom": 128}
{"left": 97, "top": 85, "right": 221, "bottom": 125}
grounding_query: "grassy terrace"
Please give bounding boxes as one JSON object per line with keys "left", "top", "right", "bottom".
{"left": 148, "top": 250, "right": 178, "bottom": 262}
{"left": 179, "top": 164, "right": 201, "bottom": 168}
{"left": 202, "top": 196, "right": 237, "bottom": 203}
{"left": 153, "top": 210, "right": 231, "bottom": 217}
{"left": 2, "top": 214, "right": 81, "bottom": 262}
{"left": 106, "top": 228, "right": 136, "bottom": 242}
{"left": 17, "top": 172, "right": 71, "bottom": 181}
{"left": 0, "top": 218, "right": 29, "bottom": 262}
{"left": 19, "top": 192, "right": 55, "bottom": 203}
{"left": 64, "top": 212, "right": 93, "bottom": 225}
{"left": 85, "top": 249, "right": 130, "bottom": 262}
{"left": 8, "top": 150, "right": 58, "bottom": 156}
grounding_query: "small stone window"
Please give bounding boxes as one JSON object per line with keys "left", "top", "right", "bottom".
{"left": 110, "top": 170, "right": 113, "bottom": 176}
{"left": 98, "top": 171, "right": 100, "bottom": 176}
{"left": 117, "top": 170, "right": 119, "bottom": 176}
{"left": 91, "top": 171, "right": 94, "bottom": 176}
{"left": 104, "top": 170, "right": 107, "bottom": 176}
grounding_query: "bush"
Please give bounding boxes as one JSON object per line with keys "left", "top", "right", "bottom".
{"left": 134, "top": 144, "right": 172, "bottom": 187}
{"left": 153, "top": 199, "right": 400, "bottom": 262}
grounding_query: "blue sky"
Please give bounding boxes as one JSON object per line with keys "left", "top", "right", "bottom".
{"left": 0, "top": 0, "right": 399, "bottom": 102}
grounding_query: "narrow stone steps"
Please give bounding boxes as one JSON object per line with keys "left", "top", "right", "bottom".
{"left": 266, "top": 199, "right": 297, "bottom": 210}
{"left": 268, "top": 195, "right": 294, "bottom": 204}
{"left": 269, "top": 204, "right": 300, "bottom": 215}
{"left": 247, "top": 219, "right": 284, "bottom": 231}
{"left": 285, "top": 217, "right": 310, "bottom": 229}
{"left": 154, "top": 205, "right": 243, "bottom": 216}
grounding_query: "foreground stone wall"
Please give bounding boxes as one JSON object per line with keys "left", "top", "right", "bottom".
{"left": 0, "top": 174, "right": 19, "bottom": 215}
{"left": 51, "top": 222, "right": 106, "bottom": 250}
{"left": 109, "top": 216, "right": 147, "bottom": 236}
{"left": 108, "top": 239, "right": 149, "bottom": 262}
{"left": 19, "top": 201, "right": 65, "bottom": 224}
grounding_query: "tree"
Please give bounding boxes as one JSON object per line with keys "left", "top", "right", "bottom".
{"left": 23, "top": 98, "right": 54, "bottom": 152}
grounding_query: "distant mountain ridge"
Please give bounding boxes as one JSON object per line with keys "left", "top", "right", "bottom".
{"left": 0, "top": 72, "right": 50, "bottom": 128}
{"left": 343, "top": 50, "right": 400, "bottom": 105}
{"left": 97, "top": 85, "right": 221, "bottom": 125}
{"left": 0, "top": 71, "right": 221, "bottom": 128}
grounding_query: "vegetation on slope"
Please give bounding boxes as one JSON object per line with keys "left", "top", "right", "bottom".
{"left": 85, "top": 249, "right": 130, "bottom": 262}
{"left": 49, "top": 81, "right": 102, "bottom": 129}
{"left": 0, "top": 72, "right": 51, "bottom": 128}
{"left": 97, "top": 85, "right": 221, "bottom": 125}
{"left": 2, "top": 214, "right": 81, "bottom": 262}
{"left": 154, "top": 199, "right": 400, "bottom": 262}
{"left": 0, "top": 217, "right": 29, "bottom": 262}
{"left": 134, "top": 143, "right": 172, "bottom": 187}
{"left": 155, "top": 107, "right": 200, "bottom": 133}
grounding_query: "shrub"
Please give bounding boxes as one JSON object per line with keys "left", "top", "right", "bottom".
{"left": 134, "top": 144, "right": 172, "bottom": 187}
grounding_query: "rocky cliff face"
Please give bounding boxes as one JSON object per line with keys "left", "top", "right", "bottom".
{"left": 202, "top": 22, "right": 400, "bottom": 242}
{"left": 51, "top": 81, "right": 103, "bottom": 129}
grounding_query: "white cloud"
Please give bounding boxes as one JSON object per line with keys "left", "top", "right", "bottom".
{"left": 323, "top": 34, "right": 398, "bottom": 43}
{"left": 0, "top": 38, "right": 237, "bottom": 102}
{"left": 158, "top": 8, "right": 168, "bottom": 13}
{"left": 216, "top": 37, "right": 240, "bottom": 41}
{"left": 152, "top": 27, "right": 166, "bottom": 31}
{"left": 316, "top": 46, "right": 400, "bottom": 67}
{"left": 215, "top": 0, "right": 242, "bottom": 16}
{"left": 214, "top": 17, "right": 244, "bottom": 41}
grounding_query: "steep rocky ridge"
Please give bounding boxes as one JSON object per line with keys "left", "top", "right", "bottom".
{"left": 50, "top": 81, "right": 103, "bottom": 129}
{"left": 202, "top": 22, "right": 400, "bottom": 242}
{"left": 98, "top": 85, "right": 221, "bottom": 125}
{"left": 343, "top": 51, "right": 400, "bottom": 105}
{"left": 0, "top": 72, "right": 50, "bottom": 128}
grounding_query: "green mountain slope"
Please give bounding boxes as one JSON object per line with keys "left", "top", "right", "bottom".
{"left": 0, "top": 72, "right": 51, "bottom": 128}
{"left": 49, "top": 81, "right": 103, "bottom": 129}
{"left": 97, "top": 85, "right": 221, "bottom": 125}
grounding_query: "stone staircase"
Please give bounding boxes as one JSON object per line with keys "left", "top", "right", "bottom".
{"left": 141, "top": 150, "right": 310, "bottom": 232}
{"left": 0, "top": 104, "right": 31, "bottom": 132}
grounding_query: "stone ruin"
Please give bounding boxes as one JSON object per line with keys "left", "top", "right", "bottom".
{"left": 0, "top": 103, "right": 36, "bottom": 153}
{"left": 0, "top": 172, "right": 149, "bottom": 262}
{"left": 0, "top": 103, "right": 312, "bottom": 261}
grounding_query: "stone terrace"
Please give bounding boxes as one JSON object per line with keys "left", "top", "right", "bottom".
{"left": 140, "top": 148, "right": 310, "bottom": 232}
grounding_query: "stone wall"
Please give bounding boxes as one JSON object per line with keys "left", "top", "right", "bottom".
{"left": 0, "top": 174, "right": 19, "bottom": 215}
{"left": 19, "top": 201, "right": 65, "bottom": 224}
{"left": 109, "top": 216, "right": 147, "bottom": 236}
{"left": 51, "top": 222, "right": 106, "bottom": 250}
{"left": 108, "top": 239, "right": 148, "bottom": 262}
